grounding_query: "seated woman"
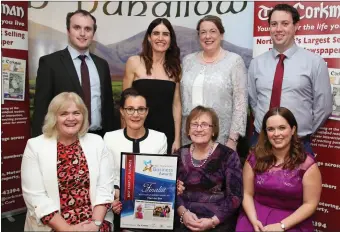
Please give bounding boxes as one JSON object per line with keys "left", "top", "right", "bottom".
{"left": 176, "top": 106, "right": 243, "bottom": 231}
{"left": 103, "top": 87, "right": 168, "bottom": 230}
{"left": 21, "top": 92, "right": 114, "bottom": 231}
{"left": 236, "top": 107, "right": 322, "bottom": 231}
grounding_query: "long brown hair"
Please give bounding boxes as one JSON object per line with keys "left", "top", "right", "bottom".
{"left": 140, "top": 18, "right": 181, "bottom": 82}
{"left": 254, "top": 107, "right": 306, "bottom": 173}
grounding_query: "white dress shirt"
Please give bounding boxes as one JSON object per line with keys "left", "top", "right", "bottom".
{"left": 248, "top": 43, "right": 332, "bottom": 136}
{"left": 68, "top": 45, "right": 102, "bottom": 130}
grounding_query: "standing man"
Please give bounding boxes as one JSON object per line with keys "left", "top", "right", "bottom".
{"left": 248, "top": 4, "right": 332, "bottom": 153}
{"left": 32, "top": 10, "right": 117, "bottom": 137}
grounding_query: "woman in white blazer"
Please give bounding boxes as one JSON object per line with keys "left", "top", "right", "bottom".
{"left": 21, "top": 92, "right": 114, "bottom": 231}
{"left": 104, "top": 88, "right": 168, "bottom": 230}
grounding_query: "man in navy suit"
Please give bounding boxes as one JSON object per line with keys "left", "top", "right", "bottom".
{"left": 32, "top": 10, "right": 117, "bottom": 137}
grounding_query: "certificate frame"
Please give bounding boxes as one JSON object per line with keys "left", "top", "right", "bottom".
{"left": 119, "top": 152, "right": 178, "bottom": 230}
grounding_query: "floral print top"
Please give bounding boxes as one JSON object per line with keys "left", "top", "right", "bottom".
{"left": 41, "top": 139, "right": 111, "bottom": 231}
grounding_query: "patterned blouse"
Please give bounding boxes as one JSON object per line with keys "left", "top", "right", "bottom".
{"left": 41, "top": 140, "right": 111, "bottom": 231}
{"left": 176, "top": 143, "right": 243, "bottom": 226}
{"left": 181, "top": 51, "right": 248, "bottom": 145}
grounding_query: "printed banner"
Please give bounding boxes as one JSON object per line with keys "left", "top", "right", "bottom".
{"left": 1, "top": 1, "right": 30, "bottom": 217}
{"left": 2, "top": 57, "right": 26, "bottom": 101}
{"left": 28, "top": 1, "right": 254, "bottom": 113}
{"left": 254, "top": 2, "right": 340, "bottom": 231}
{"left": 120, "top": 153, "right": 178, "bottom": 230}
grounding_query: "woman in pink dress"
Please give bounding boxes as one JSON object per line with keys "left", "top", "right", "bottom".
{"left": 236, "top": 107, "right": 322, "bottom": 231}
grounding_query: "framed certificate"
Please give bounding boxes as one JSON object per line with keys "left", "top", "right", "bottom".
{"left": 119, "top": 153, "right": 178, "bottom": 230}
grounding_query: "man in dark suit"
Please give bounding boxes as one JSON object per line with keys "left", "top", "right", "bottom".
{"left": 32, "top": 9, "right": 117, "bottom": 137}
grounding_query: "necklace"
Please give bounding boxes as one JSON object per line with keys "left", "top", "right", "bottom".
{"left": 201, "top": 48, "right": 222, "bottom": 63}
{"left": 190, "top": 142, "right": 215, "bottom": 168}
{"left": 273, "top": 160, "right": 285, "bottom": 168}
{"left": 273, "top": 163, "right": 284, "bottom": 167}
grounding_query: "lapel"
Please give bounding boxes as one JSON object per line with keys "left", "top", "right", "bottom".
{"left": 60, "top": 48, "right": 84, "bottom": 97}
{"left": 40, "top": 136, "right": 60, "bottom": 210}
{"left": 79, "top": 134, "right": 98, "bottom": 204}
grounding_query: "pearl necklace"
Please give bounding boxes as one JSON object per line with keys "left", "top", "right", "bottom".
{"left": 201, "top": 48, "right": 222, "bottom": 63}
{"left": 190, "top": 142, "right": 215, "bottom": 168}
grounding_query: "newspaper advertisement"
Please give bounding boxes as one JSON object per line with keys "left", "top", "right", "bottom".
{"left": 2, "top": 57, "right": 26, "bottom": 101}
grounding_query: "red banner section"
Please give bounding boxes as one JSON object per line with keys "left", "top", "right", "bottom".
{"left": 311, "top": 120, "right": 340, "bottom": 232}
{"left": 254, "top": 2, "right": 340, "bottom": 231}
{"left": 1, "top": 1, "right": 29, "bottom": 216}
{"left": 255, "top": 1, "right": 340, "bottom": 36}
{"left": 124, "top": 155, "right": 136, "bottom": 201}
{"left": 253, "top": 1, "right": 340, "bottom": 59}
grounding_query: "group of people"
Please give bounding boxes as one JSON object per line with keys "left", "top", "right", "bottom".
{"left": 22, "top": 3, "right": 331, "bottom": 232}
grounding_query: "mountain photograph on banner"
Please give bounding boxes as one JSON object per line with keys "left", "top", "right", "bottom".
{"left": 28, "top": 1, "right": 254, "bottom": 116}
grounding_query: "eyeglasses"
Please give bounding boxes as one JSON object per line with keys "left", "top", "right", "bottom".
{"left": 190, "top": 123, "right": 213, "bottom": 130}
{"left": 124, "top": 107, "right": 148, "bottom": 115}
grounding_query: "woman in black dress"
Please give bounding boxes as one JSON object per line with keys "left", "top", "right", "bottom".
{"left": 123, "top": 18, "right": 182, "bottom": 154}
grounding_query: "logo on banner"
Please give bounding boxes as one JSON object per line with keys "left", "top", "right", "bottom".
{"left": 151, "top": 164, "right": 175, "bottom": 177}
{"left": 1, "top": 4, "right": 24, "bottom": 18}
{"left": 257, "top": 2, "right": 340, "bottom": 21}
{"left": 143, "top": 160, "right": 153, "bottom": 172}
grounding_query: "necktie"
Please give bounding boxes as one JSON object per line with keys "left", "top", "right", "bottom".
{"left": 269, "top": 54, "right": 286, "bottom": 109}
{"left": 78, "top": 55, "right": 91, "bottom": 124}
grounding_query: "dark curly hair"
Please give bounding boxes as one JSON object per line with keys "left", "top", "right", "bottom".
{"left": 254, "top": 107, "right": 306, "bottom": 173}
{"left": 140, "top": 18, "right": 181, "bottom": 82}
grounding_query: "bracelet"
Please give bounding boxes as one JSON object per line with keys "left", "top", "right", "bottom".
{"left": 228, "top": 137, "right": 238, "bottom": 143}
{"left": 280, "top": 221, "right": 285, "bottom": 231}
{"left": 180, "top": 209, "right": 190, "bottom": 224}
{"left": 210, "top": 217, "right": 215, "bottom": 228}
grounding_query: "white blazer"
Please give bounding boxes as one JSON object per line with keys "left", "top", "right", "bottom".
{"left": 103, "top": 128, "right": 167, "bottom": 187}
{"left": 103, "top": 128, "right": 167, "bottom": 226}
{"left": 21, "top": 133, "right": 114, "bottom": 231}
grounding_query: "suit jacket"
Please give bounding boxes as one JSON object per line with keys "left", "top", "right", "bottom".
{"left": 21, "top": 133, "right": 114, "bottom": 231}
{"left": 32, "top": 48, "right": 116, "bottom": 137}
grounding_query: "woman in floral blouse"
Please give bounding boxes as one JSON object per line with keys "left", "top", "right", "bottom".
{"left": 176, "top": 106, "right": 243, "bottom": 231}
{"left": 21, "top": 92, "right": 114, "bottom": 231}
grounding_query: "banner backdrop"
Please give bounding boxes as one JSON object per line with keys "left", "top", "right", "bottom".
{"left": 253, "top": 1, "right": 340, "bottom": 231}
{"left": 28, "top": 1, "right": 254, "bottom": 112}
{"left": 1, "top": 1, "right": 29, "bottom": 217}
{"left": 27, "top": 1, "right": 339, "bottom": 230}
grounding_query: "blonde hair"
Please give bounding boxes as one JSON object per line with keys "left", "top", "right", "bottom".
{"left": 42, "top": 92, "right": 89, "bottom": 138}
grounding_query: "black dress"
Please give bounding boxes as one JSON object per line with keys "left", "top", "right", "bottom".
{"left": 132, "top": 79, "right": 175, "bottom": 154}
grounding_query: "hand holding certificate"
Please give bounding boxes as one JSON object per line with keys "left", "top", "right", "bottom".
{"left": 119, "top": 153, "right": 178, "bottom": 230}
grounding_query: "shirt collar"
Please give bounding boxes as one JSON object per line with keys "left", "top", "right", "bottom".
{"left": 271, "top": 43, "right": 298, "bottom": 59}
{"left": 67, "top": 45, "right": 91, "bottom": 61}
{"left": 123, "top": 128, "right": 149, "bottom": 142}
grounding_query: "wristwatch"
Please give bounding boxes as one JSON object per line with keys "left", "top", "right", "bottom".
{"left": 280, "top": 221, "right": 285, "bottom": 231}
{"left": 92, "top": 219, "right": 103, "bottom": 227}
